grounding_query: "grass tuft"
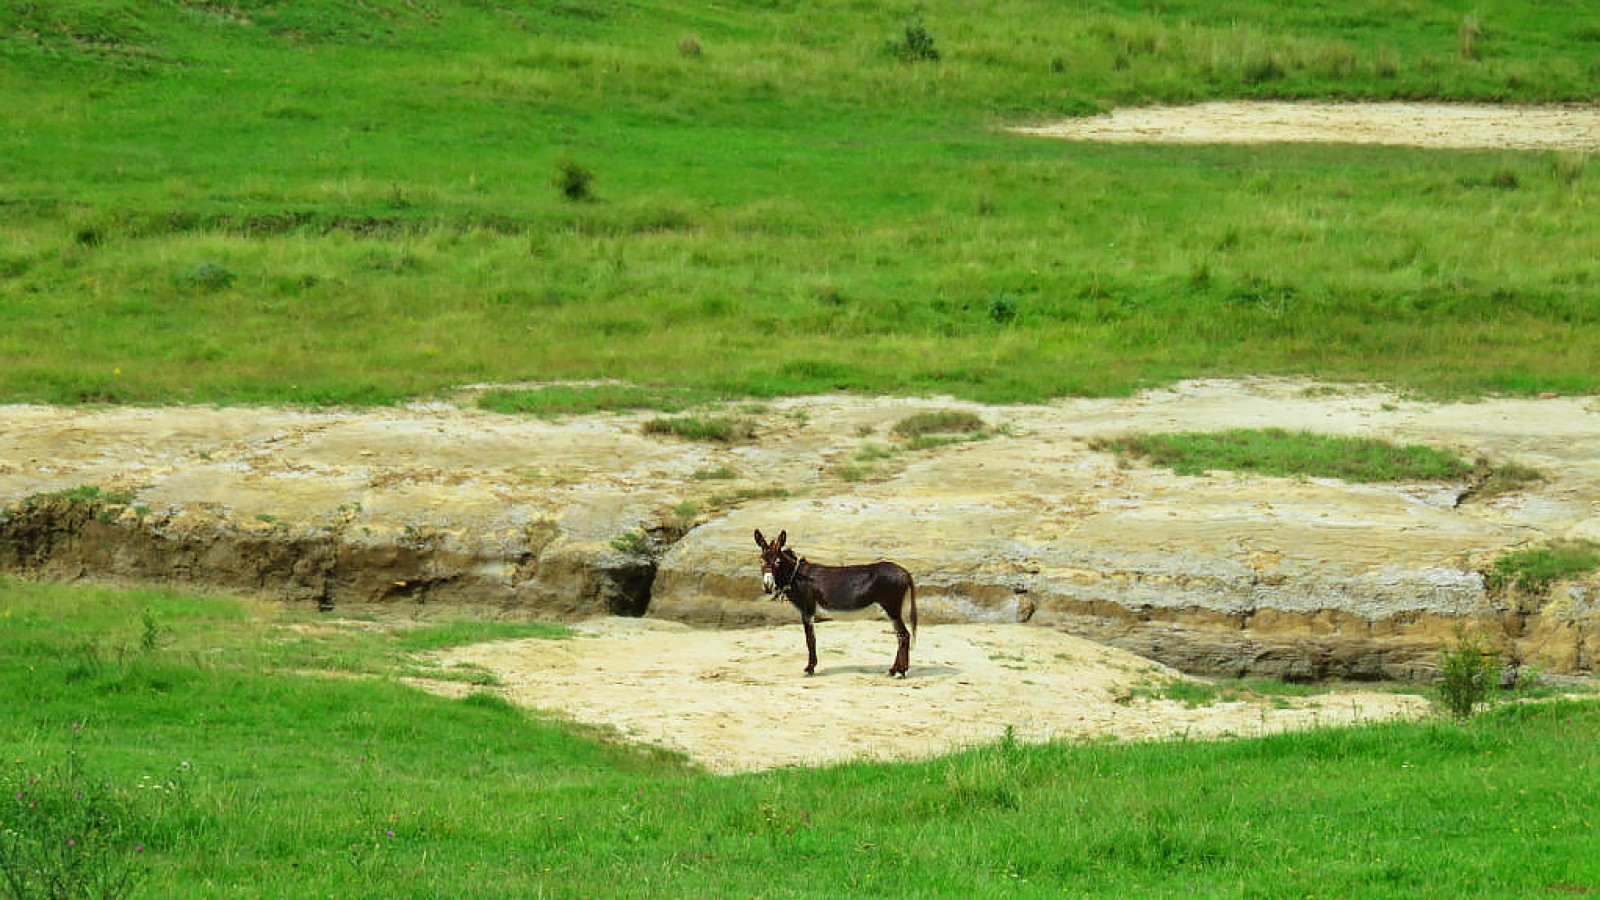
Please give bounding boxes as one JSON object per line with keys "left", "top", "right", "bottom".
{"left": 1094, "top": 428, "right": 1472, "bottom": 482}
{"left": 641, "top": 415, "right": 757, "bottom": 443}
{"left": 1486, "top": 540, "right": 1600, "bottom": 595}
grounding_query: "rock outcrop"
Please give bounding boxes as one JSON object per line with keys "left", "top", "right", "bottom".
{"left": 3, "top": 380, "right": 1598, "bottom": 680}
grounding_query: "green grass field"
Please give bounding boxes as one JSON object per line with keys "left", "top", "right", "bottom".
{"left": 6, "top": 5, "right": 1600, "bottom": 892}
{"left": 3, "top": 0, "right": 1600, "bottom": 405}
{"left": 3, "top": 578, "right": 1598, "bottom": 898}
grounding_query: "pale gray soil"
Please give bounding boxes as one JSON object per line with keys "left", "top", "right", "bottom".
{"left": 419, "top": 618, "right": 1430, "bottom": 773}
{"left": 1012, "top": 101, "right": 1600, "bottom": 150}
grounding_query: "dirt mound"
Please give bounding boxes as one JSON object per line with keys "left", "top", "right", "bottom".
{"left": 420, "top": 619, "right": 1430, "bottom": 773}
{"left": 1013, "top": 101, "right": 1600, "bottom": 151}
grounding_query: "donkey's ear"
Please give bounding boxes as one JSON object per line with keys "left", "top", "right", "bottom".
{"left": 754, "top": 529, "right": 766, "bottom": 548}
{"left": 776, "top": 530, "right": 786, "bottom": 549}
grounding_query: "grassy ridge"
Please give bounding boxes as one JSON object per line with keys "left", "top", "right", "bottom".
{"left": 3, "top": 578, "right": 1599, "bottom": 897}
{"left": 3, "top": 1, "right": 1600, "bottom": 405}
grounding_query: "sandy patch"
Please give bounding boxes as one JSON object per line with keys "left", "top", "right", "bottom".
{"left": 1012, "top": 101, "right": 1600, "bottom": 151}
{"left": 422, "top": 618, "right": 1431, "bottom": 773}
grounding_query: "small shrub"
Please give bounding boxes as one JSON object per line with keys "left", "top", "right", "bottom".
{"left": 174, "top": 261, "right": 236, "bottom": 292}
{"left": 138, "top": 608, "right": 166, "bottom": 654}
{"left": 1435, "top": 628, "right": 1497, "bottom": 720}
{"left": 677, "top": 37, "right": 701, "bottom": 57}
{"left": 555, "top": 159, "right": 594, "bottom": 202}
{"left": 610, "top": 530, "right": 650, "bottom": 555}
{"left": 986, "top": 292, "right": 1018, "bottom": 325}
{"left": 886, "top": 10, "right": 939, "bottom": 63}
{"left": 667, "top": 501, "right": 700, "bottom": 533}
{"left": 0, "top": 745, "right": 153, "bottom": 900}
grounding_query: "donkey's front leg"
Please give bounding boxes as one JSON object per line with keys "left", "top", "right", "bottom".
{"left": 801, "top": 612, "right": 818, "bottom": 675}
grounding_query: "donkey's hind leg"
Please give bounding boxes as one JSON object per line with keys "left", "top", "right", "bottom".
{"left": 888, "top": 613, "right": 911, "bottom": 678}
{"left": 801, "top": 612, "right": 818, "bottom": 675}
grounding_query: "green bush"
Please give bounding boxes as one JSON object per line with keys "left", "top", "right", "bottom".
{"left": 886, "top": 10, "right": 939, "bottom": 62}
{"left": 173, "top": 261, "right": 235, "bottom": 292}
{"left": 0, "top": 744, "right": 154, "bottom": 899}
{"left": 554, "top": 159, "right": 594, "bottom": 202}
{"left": 1435, "top": 629, "right": 1498, "bottom": 720}
{"left": 986, "top": 292, "right": 1018, "bottom": 325}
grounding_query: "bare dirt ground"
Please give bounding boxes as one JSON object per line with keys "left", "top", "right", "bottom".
{"left": 421, "top": 618, "right": 1430, "bottom": 773}
{"left": 1012, "top": 101, "right": 1600, "bottom": 150}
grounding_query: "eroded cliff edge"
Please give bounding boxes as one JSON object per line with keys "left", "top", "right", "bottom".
{"left": 4, "top": 380, "right": 1597, "bottom": 680}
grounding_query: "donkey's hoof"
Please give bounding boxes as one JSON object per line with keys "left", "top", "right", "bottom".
{"left": 889, "top": 669, "right": 907, "bottom": 679}
{"left": 803, "top": 668, "right": 816, "bottom": 676}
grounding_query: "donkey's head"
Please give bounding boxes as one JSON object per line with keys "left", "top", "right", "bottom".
{"left": 754, "top": 528, "right": 795, "bottom": 595}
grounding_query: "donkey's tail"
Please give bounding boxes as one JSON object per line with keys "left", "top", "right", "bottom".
{"left": 907, "top": 578, "right": 918, "bottom": 648}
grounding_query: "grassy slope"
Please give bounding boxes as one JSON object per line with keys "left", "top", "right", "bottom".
{"left": 3, "top": 579, "right": 1598, "bottom": 897}
{"left": 2, "top": 0, "right": 1599, "bottom": 406}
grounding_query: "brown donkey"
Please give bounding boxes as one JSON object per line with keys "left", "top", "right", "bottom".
{"left": 754, "top": 529, "right": 918, "bottom": 677}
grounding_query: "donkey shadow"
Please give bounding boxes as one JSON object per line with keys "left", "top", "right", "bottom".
{"left": 807, "top": 663, "right": 962, "bottom": 679}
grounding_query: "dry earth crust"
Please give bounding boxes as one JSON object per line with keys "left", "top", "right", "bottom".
{"left": 421, "top": 618, "right": 1430, "bottom": 773}
{"left": 6, "top": 379, "right": 1600, "bottom": 770}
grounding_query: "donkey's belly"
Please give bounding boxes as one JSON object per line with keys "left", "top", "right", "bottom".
{"left": 813, "top": 600, "right": 885, "bottom": 617}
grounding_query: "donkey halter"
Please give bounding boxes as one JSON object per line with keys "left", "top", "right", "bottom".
{"left": 767, "top": 549, "right": 804, "bottom": 597}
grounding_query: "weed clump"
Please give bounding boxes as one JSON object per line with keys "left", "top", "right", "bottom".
{"left": 1486, "top": 540, "right": 1600, "bottom": 596}
{"left": 1435, "top": 628, "right": 1497, "bottom": 720}
{"left": 886, "top": 10, "right": 939, "bottom": 63}
{"left": 891, "top": 410, "right": 986, "bottom": 441}
{"left": 555, "top": 159, "right": 595, "bottom": 202}
{"left": 1, "top": 738, "right": 159, "bottom": 899}
{"left": 1548, "top": 151, "right": 1588, "bottom": 187}
{"left": 642, "top": 415, "right": 757, "bottom": 443}
{"left": 174, "top": 261, "right": 236, "bottom": 293}
{"left": 987, "top": 292, "right": 1018, "bottom": 325}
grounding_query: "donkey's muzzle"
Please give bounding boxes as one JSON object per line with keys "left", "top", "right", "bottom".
{"left": 761, "top": 572, "right": 776, "bottom": 594}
